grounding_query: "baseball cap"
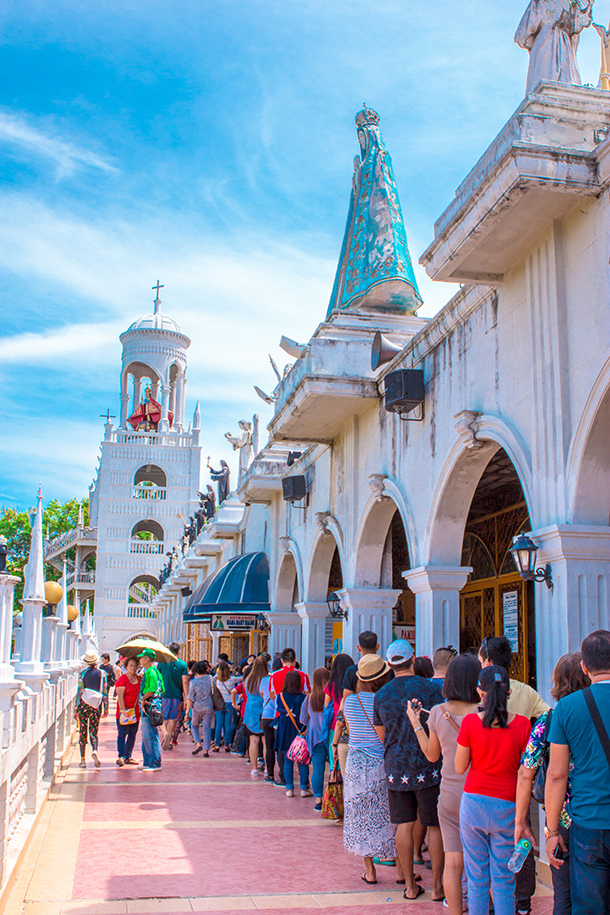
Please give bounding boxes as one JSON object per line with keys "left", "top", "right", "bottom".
{"left": 136, "top": 648, "right": 156, "bottom": 660}
{"left": 386, "top": 639, "right": 415, "bottom": 667}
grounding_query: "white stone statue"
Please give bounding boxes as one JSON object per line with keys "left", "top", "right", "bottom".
{"left": 515, "top": 0, "right": 594, "bottom": 95}
{"left": 225, "top": 416, "right": 259, "bottom": 483}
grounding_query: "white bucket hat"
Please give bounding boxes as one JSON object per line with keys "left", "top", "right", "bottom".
{"left": 82, "top": 649, "right": 99, "bottom": 665}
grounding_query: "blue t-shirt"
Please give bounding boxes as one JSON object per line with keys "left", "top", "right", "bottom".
{"left": 549, "top": 683, "right": 610, "bottom": 829}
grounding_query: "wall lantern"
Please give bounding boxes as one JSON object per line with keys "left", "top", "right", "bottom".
{"left": 509, "top": 533, "right": 553, "bottom": 590}
{"left": 326, "top": 591, "right": 348, "bottom": 621}
{"left": 0, "top": 536, "right": 7, "bottom": 574}
{"left": 255, "top": 613, "right": 271, "bottom": 632}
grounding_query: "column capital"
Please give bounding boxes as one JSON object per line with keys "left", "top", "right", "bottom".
{"left": 295, "top": 602, "right": 328, "bottom": 620}
{"left": 337, "top": 588, "right": 402, "bottom": 611}
{"left": 527, "top": 524, "right": 610, "bottom": 562}
{"left": 404, "top": 566, "right": 472, "bottom": 593}
{"left": 0, "top": 574, "right": 20, "bottom": 592}
{"left": 268, "top": 612, "right": 302, "bottom": 625}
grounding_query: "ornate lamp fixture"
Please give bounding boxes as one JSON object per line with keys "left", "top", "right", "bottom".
{"left": 509, "top": 533, "right": 553, "bottom": 590}
{"left": 326, "top": 591, "right": 348, "bottom": 621}
{"left": 0, "top": 536, "right": 7, "bottom": 574}
{"left": 255, "top": 613, "right": 271, "bottom": 632}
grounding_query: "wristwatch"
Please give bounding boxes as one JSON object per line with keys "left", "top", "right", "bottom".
{"left": 544, "top": 827, "right": 560, "bottom": 839}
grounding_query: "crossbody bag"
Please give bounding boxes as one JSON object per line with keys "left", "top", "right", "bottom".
{"left": 280, "top": 694, "right": 311, "bottom": 764}
{"left": 583, "top": 687, "right": 610, "bottom": 769}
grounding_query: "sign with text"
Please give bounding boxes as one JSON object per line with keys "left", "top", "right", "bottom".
{"left": 211, "top": 615, "right": 256, "bottom": 631}
{"left": 503, "top": 591, "right": 519, "bottom": 652}
{"left": 393, "top": 626, "right": 416, "bottom": 646}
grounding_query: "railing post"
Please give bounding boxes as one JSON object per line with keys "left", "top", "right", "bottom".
{"left": 24, "top": 744, "right": 40, "bottom": 814}
{"left": 0, "top": 777, "right": 10, "bottom": 885}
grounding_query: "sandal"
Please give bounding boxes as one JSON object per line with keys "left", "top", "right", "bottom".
{"left": 192, "top": 746, "right": 202, "bottom": 756}
{"left": 404, "top": 885, "right": 425, "bottom": 901}
{"left": 361, "top": 875, "right": 377, "bottom": 885}
{"left": 92, "top": 752, "right": 101, "bottom": 769}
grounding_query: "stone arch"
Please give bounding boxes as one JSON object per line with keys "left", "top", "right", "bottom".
{"left": 424, "top": 416, "right": 533, "bottom": 566}
{"left": 306, "top": 529, "right": 345, "bottom": 602}
{"left": 131, "top": 519, "right": 164, "bottom": 540}
{"left": 353, "top": 491, "right": 412, "bottom": 587}
{"left": 275, "top": 548, "right": 302, "bottom": 612}
{"left": 568, "top": 355, "right": 610, "bottom": 524}
{"left": 134, "top": 465, "right": 167, "bottom": 487}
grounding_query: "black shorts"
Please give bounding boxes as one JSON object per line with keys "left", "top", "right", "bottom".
{"left": 387, "top": 784, "right": 440, "bottom": 827}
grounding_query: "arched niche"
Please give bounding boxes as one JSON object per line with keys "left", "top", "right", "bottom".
{"left": 134, "top": 464, "right": 167, "bottom": 487}
{"left": 275, "top": 550, "right": 301, "bottom": 612}
{"left": 131, "top": 519, "right": 164, "bottom": 541}
{"left": 306, "top": 532, "right": 343, "bottom": 603}
{"left": 568, "top": 362, "right": 610, "bottom": 524}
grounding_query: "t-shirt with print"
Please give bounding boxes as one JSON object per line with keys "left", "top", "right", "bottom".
{"left": 457, "top": 712, "right": 531, "bottom": 802}
{"left": 373, "top": 675, "right": 444, "bottom": 791}
{"left": 141, "top": 665, "right": 164, "bottom": 697}
{"left": 521, "top": 710, "right": 572, "bottom": 829}
{"left": 549, "top": 683, "right": 610, "bottom": 829}
{"left": 158, "top": 658, "right": 188, "bottom": 699}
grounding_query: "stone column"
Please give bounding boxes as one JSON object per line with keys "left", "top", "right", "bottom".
{"left": 24, "top": 744, "right": 41, "bottom": 814}
{"left": 159, "top": 384, "right": 171, "bottom": 433}
{"left": 41, "top": 616, "right": 59, "bottom": 674}
{"left": 119, "top": 392, "right": 130, "bottom": 429}
{"left": 16, "top": 493, "right": 48, "bottom": 690}
{"left": 133, "top": 378, "right": 142, "bottom": 414}
{"left": 335, "top": 588, "right": 402, "bottom": 661}
{"left": 0, "top": 575, "right": 24, "bottom": 710}
{"left": 55, "top": 563, "right": 69, "bottom": 670}
{"left": 175, "top": 371, "right": 186, "bottom": 432}
{"left": 296, "top": 602, "right": 328, "bottom": 673}
{"left": 403, "top": 567, "right": 472, "bottom": 657}
{"left": 268, "top": 613, "right": 302, "bottom": 659}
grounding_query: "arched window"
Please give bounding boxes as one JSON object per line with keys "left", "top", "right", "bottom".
{"left": 130, "top": 520, "right": 165, "bottom": 554}
{"left": 128, "top": 575, "right": 160, "bottom": 619}
{"left": 133, "top": 465, "right": 167, "bottom": 500}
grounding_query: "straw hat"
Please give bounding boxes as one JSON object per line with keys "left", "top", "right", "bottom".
{"left": 357, "top": 654, "right": 390, "bottom": 682}
{"left": 82, "top": 649, "right": 99, "bottom": 665}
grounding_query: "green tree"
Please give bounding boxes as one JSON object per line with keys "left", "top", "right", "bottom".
{"left": 0, "top": 498, "right": 89, "bottom": 603}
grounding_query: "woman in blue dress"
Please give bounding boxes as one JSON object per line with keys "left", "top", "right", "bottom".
{"left": 243, "top": 656, "right": 267, "bottom": 777}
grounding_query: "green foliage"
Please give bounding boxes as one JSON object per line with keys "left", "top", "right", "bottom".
{"left": 0, "top": 497, "right": 89, "bottom": 603}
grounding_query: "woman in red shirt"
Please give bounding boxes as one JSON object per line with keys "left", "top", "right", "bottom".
{"left": 115, "top": 657, "right": 142, "bottom": 766}
{"left": 455, "top": 665, "right": 530, "bottom": 915}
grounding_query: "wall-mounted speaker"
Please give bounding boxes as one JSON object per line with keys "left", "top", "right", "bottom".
{"left": 384, "top": 369, "right": 425, "bottom": 415}
{"left": 282, "top": 475, "right": 307, "bottom": 503}
{"left": 371, "top": 331, "right": 403, "bottom": 371}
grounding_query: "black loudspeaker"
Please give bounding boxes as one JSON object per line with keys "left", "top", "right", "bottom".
{"left": 384, "top": 369, "right": 425, "bottom": 415}
{"left": 282, "top": 475, "right": 307, "bottom": 502}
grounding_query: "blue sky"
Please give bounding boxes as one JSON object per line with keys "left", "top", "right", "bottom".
{"left": 1, "top": 0, "right": 608, "bottom": 509}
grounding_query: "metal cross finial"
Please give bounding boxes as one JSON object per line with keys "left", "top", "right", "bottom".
{"left": 152, "top": 280, "right": 164, "bottom": 299}
{"left": 100, "top": 409, "right": 116, "bottom": 422}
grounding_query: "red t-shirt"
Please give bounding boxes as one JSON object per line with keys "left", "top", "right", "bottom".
{"left": 115, "top": 674, "right": 142, "bottom": 721}
{"left": 457, "top": 712, "right": 531, "bottom": 802}
{"left": 235, "top": 682, "right": 248, "bottom": 718}
{"left": 270, "top": 666, "right": 311, "bottom": 698}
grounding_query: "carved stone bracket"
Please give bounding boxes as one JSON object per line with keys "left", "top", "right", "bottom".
{"left": 454, "top": 410, "right": 484, "bottom": 450}
{"left": 315, "top": 511, "right": 332, "bottom": 534}
{"left": 279, "top": 536, "right": 292, "bottom": 552}
{"left": 369, "top": 473, "right": 389, "bottom": 502}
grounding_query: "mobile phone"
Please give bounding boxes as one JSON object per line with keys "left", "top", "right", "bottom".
{"left": 554, "top": 843, "right": 565, "bottom": 861}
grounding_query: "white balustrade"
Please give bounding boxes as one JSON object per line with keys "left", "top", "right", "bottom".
{"left": 127, "top": 605, "right": 157, "bottom": 619}
{"left": 129, "top": 539, "right": 164, "bottom": 554}
{"left": 132, "top": 485, "right": 167, "bottom": 501}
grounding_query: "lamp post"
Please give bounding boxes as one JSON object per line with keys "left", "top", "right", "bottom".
{"left": 326, "top": 591, "right": 348, "bottom": 621}
{"left": 509, "top": 533, "right": 553, "bottom": 590}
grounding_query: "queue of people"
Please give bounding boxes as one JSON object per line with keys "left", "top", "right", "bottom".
{"left": 74, "top": 628, "right": 610, "bottom": 915}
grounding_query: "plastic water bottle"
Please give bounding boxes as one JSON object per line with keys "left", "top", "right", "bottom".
{"left": 508, "top": 838, "right": 532, "bottom": 873}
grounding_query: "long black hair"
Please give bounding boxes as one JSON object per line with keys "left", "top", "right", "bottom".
{"left": 327, "top": 653, "right": 354, "bottom": 702}
{"left": 478, "top": 665, "right": 510, "bottom": 729}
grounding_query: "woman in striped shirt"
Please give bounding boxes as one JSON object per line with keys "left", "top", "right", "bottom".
{"left": 338, "top": 654, "right": 399, "bottom": 885}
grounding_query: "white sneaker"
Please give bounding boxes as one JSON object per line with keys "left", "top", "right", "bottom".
{"left": 250, "top": 769, "right": 261, "bottom": 777}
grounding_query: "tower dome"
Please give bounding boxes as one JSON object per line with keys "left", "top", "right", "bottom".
{"left": 118, "top": 284, "right": 191, "bottom": 433}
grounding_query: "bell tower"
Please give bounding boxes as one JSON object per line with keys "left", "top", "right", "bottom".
{"left": 88, "top": 286, "right": 203, "bottom": 651}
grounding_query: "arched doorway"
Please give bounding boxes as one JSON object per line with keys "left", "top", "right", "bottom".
{"left": 459, "top": 449, "right": 535, "bottom": 685}
{"left": 326, "top": 545, "right": 344, "bottom": 666}
{"left": 380, "top": 510, "right": 414, "bottom": 643}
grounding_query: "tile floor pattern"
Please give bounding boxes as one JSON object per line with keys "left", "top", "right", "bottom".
{"left": 5, "top": 712, "right": 555, "bottom": 915}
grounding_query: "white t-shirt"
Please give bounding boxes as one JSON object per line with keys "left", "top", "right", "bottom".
{"left": 215, "top": 676, "right": 240, "bottom": 706}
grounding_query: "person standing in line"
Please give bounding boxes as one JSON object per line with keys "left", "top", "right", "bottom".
{"left": 324, "top": 653, "right": 354, "bottom": 767}
{"left": 343, "top": 631, "right": 385, "bottom": 697}
{"left": 243, "top": 656, "right": 267, "bottom": 777}
{"left": 478, "top": 635, "right": 549, "bottom": 915}
{"left": 431, "top": 646, "right": 458, "bottom": 692}
{"left": 157, "top": 642, "right": 189, "bottom": 751}
{"left": 276, "top": 670, "right": 312, "bottom": 798}
{"left": 115, "top": 656, "right": 142, "bottom": 767}
{"left": 456, "top": 665, "right": 531, "bottom": 915}
{"left": 516, "top": 652, "right": 590, "bottom": 915}
{"left": 268, "top": 647, "right": 311, "bottom": 697}
{"left": 407, "top": 653, "right": 481, "bottom": 915}
{"left": 260, "top": 662, "right": 282, "bottom": 784}
{"left": 75, "top": 649, "right": 109, "bottom": 769}
{"left": 213, "top": 661, "right": 240, "bottom": 752}
{"left": 300, "top": 666, "right": 331, "bottom": 809}
{"left": 413, "top": 657, "right": 434, "bottom": 679}
{"left": 373, "top": 639, "right": 444, "bottom": 902}
{"left": 138, "top": 648, "right": 164, "bottom": 771}
{"left": 187, "top": 661, "right": 214, "bottom": 757}
{"left": 546, "top": 630, "right": 610, "bottom": 915}
{"left": 341, "top": 654, "right": 400, "bottom": 885}
{"left": 100, "top": 653, "right": 117, "bottom": 689}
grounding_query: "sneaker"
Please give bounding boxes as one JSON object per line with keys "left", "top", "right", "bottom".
{"left": 286, "top": 788, "right": 295, "bottom": 797}
{"left": 142, "top": 766, "right": 162, "bottom": 771}
{"left": 314, "top": 802, "right": 322, "bottom": 812}
{"left": 78, "top": 760, "right": 86, "bottom": 769}
{"left": 250, "top": 769, "right": 261, "bottom": 777}
{"left": 264, "top": 775, "right": 275, "bottom": 783}
{"left": 300, "top": 788, "right": 313, "bottom": 798}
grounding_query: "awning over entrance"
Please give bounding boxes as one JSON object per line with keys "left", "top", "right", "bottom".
{"left": 183, "top": 552, "right": 270, "bottom": 623}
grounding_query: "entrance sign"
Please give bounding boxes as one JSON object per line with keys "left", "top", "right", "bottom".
{"left": 212, "top": 614, "right": 256, "bottom": 631}
{"left": 393, "top": 625, "right": 416, "bottom": 645}
{"left": 503, "top": 591, "right": 519, "bottom": 652}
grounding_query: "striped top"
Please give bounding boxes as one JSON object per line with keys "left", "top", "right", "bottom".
{"left": 343, "top": 692, "right": 384, "bottom": 758}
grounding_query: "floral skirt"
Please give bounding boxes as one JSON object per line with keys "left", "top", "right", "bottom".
{"left": 343, "top": 747, "right": 396, "bottom": 860}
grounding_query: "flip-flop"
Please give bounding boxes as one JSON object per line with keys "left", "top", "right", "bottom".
{"left": 361, "top": 875, "right": 377, "bottom": 885}
{"left": 432, "top": 896, "right": 446, "bottom": 903}
{"left": 404, "top": 885, "right": 425, "bottom": 901}
{"left": 396, "top": 875, "right": 422, "bottom": 885}
{"left": 413, "top": 858, "right": 425, "bottom": 866}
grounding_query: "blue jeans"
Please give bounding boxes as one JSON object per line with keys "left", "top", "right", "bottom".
{"left": 550, "top": 824, "right": 572, "bottom": 915}
{"left": 284, "top": 756, "right": 309, "bottom": 790}
{"left": 191, "top": 708, "right": 214, "bottom": 750}
{"left": 459, "top": 793, "right": 516, "bottom": 915}
{"left": 141, "top": 713, "right": 162, "bottom": 769}
{"left": 311, "top": 741, "right": 328, "bottom": 798}
{"left": 214, "top": 708, "right": 236, "bottom": 747}
{"left": 116, "top": 720, "right": 139, "bottom": 761}
{"left": 570, "top": 822, "right": 610, "bottom": 915}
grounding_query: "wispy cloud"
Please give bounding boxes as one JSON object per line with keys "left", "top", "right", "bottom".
{"left": 0, "top": 112, "right": 117, "bottom": 178}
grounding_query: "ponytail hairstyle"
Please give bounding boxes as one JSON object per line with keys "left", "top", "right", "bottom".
{"left": 478, "top": 665, "right": 510, "bottom": 729}
{"left": 309, "top": 666, "right": 330, "bottom": 713}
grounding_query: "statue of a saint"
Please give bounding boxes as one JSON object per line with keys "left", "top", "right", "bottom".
{"left": 225, "top": 418, "right": 257, "bottom": 484}
{"left": 127, "top": 387, "right": 174, "bottom": 432}
{"left": 515, "top": 0, "right": 594, "bottom": 95}
{"left": 209, "top": 460, "right": 230, "bottom": 505}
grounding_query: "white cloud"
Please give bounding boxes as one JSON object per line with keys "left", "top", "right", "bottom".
{"left": 0, "top": 321, "right": 121, "bottom": 364}
{"left": 0, "top": 111, "right": 117, "bottom": 178}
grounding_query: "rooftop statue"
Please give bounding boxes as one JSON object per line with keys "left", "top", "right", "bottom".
{"left": 127, "top": 386, "right": 174, "bottom": 432}
{"left": 515, "top": 0, "right": 594, "bottom": 95}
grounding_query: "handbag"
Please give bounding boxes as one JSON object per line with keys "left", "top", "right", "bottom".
{"left": 321, "top": 765, "right": 344, "bottom": 820}
{"left": 81, "top": 687, "right": 103, "bottom": 709}
{"left": 532, "top": 710, "right": 553, "bottom": 805}
{"left": 143, "top": 695, "right": 164, "bottom": 727}
{"left": 212, "top": 679, "right": 226, "bottom": 711}
{"left": 280, "top": 694, "right": 311, "bottom": 765}
{"left": 119, "top": 707, "right": 137, "bottom": 726}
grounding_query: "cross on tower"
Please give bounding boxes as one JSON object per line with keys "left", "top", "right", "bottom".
{"left": 152, "top": 280, "right": 164, "bottom": 299}
{"left": 100, "top": 409, "right": 116, "bottom": 422}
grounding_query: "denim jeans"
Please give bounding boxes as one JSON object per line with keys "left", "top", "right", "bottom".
{"left": 191, "top": 709, "right": 214, "bottom": 750}
{"left": 550, "top": 824, "right": 572, "bottom": 915}
{"left": 284, "top": 756, "right": 309, "bottom": 790}
{"left": 141, "top": 713, "right": 162, "bottom": 769}
{"left": 214, "top": 708, "right": 236, "bottom": 748}
{"left": 569, "top": 822, "right": 610, "bottom": 915}
{"left": 116, "top": 720, "right": 139, "bottom": 761}
{"left": 459, "top": 792, "right": 516, "bottom": 915}
{"left": 311, "top": 740, "right": 328, "bottom": 798}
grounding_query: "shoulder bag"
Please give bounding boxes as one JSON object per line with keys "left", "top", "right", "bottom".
{"left": 531, "top": 710, "right": 553, "bottom": 804}
{"left": 280, "top": 694, "right": 311, "bottom": 764}
{"left": 142, "top": 669, "right": 164, "bottom": 727}
{"left": 81, "top": 668, "right": 104, "bottom": 709}
{"left": 212, "top": 678, "right": 226, "bottom": 711}
{"left": 583, "top": 687, "right": 610, "bottom": 770}
{"left": 321, "top": 765, "right": 344, "bottom": 820}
